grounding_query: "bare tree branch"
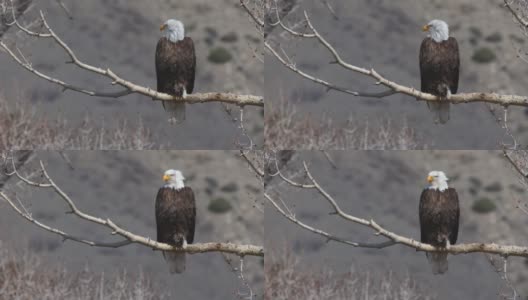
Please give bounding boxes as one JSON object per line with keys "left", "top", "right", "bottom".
{"left": 240, "top": 0, "right": 264, "bottom": 29}
{"left": 488, "top": 255, "right": 520, "bottom": 300}
{"left": 0, "top": 0, "right": 32, "bottom": 38}
{"left": 1, "top": 159, "right": 263, "bottom": 257}
{"left": 504, "top": 0, "right": 528, "bottom": 28}
{"left": 265, "top": 10, "right": 528, "bottom": 107}
{"left": 503, "top": 150, "right": 528, "bottom": 178}
{"left": 1, "top": 10, "right": 263, "bottom": 107}
{"left": 265, "top": 160, "right": 528, "bottom": 258}
{"left": 240, "top": 150, "right": 265, "bottom": 178}
{"left": 0, "top": 150, "right": 32, "bottom": 188}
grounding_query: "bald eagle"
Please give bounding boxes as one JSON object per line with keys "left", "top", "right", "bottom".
{"left": 156, "top": 19, "right": 196, "bottom": 124}
{"left": 155, "top": 169, "right": 196, "bottom": 274}
{"left": 419, "top": 171, "right": 459, "bottom": 274}
{"left": 420, "top": 20, "right": 459, "bottom": 124}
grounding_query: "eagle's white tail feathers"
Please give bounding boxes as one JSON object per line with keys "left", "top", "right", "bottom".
{"left": 163, "top": 101, "right": 186, "bottom": 125}
{"left": 163, "top": 251, "right": 186, "bottom": 274}
{"left": 427, "top": 84, "right": 451, "bottom": 124}
{"left": 427, "top": 101, "right": 449, "bottom": 124}
{"left": 436, "top": 102, "right": 450, "bottom": 124}
{"left": 426, "top": 252, "right": 448, "bottom": 274}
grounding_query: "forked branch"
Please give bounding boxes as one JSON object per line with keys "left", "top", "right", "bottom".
{"left": 0, "top": 9, "right": 263, "bottom": 107}
{"left": 265, "top": 10, "right": 528, "bottom": 107}
{"left": 264, "top": 160, "right": 528, "bottom": 257}
{"left": 0, "top": 159, "right": 263, "bottom": 257}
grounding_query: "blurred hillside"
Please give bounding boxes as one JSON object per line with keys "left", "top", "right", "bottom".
{"left": 0, "top": 0, "right": 263, "bottom": 149}
{"left": 265, "top": 0, "right": 528, "bottom": 149}
{"left": 0, "top": 151, "right": 264, "bottom": 299}
{"left": 265, "top": 150, "right": 528, "bottom": 299}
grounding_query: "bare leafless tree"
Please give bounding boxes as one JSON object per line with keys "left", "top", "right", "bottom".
{"left": 0, "top": 240, "right": 163, "bottom": 299}
{"left": 259, "top": 0, "right": 528, "bottom": 149}
{"left": 0, "top": 95, "right": 164, "bottom": 149}
{"left": 266, "top": 245, "right": 435, "bottom": 300}
{"left": 0, "top": 2, "right": 264, "bottom": 150}
{"left": 265, "top": 99, "right": 425, "bottom": 150}
{"left": 261, "top": 150, "right": 528, "bottom": 298}
{"left": 0, "top": 0, "right": 32, "bottom": 37}
{"left": 0, "top": 151, "right": 265, "bottom": 299}
{"left": 265, "top": 2, "right": 528, "bottom": 107}
{"left": 0, "top": 153, "right": 264, "bottom": 257}
{"left": 0, "top": 9, "right": 262, "bottom": 107}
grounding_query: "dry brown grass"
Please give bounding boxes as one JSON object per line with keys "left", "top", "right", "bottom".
{"left": 265, "top": 101, "right": 424, "bottom": 150}
{"left": 265, "top": 245, "right": 435, "bottom": 300}
{"left": 0, "top": 96, "right": 162, "bottom": 150}
{"left": 0, "top": 241, "right": 164, "bottom": 300}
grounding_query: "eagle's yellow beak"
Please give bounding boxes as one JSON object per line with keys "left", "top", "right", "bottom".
{"left": 422, "top": 24, "right": 430, "bottom": 32}
{"left": 427, "top": 175, "right": 434, "bottom": 183}
{"left": 163, "top": 174, "right": 170, "bottom": 182}
{"left": 160, "top": 24, "right": 167, "bottom": 31}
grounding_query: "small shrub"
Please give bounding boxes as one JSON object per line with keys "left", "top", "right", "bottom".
{"left": 472, "top": 48, "right": 496, "bottom": 63}
{"left": 220, "top": 182, "right": 239, "bottom": 193}
{"left": 208, "top": 198, "right": 232, "bottom": 213}
{"left": 468, "top": 176, "right": 482, "bottom": 187}
{"left": 509, "top": 184, "right": 525, "bottom": 194}
{"left": 484, "top": 182, "right": 503, "bottom": 192}
{"left": 204, "top": 27, "right": 218, "bottom": 46}
{"left": 485, "top": 32, "right": 502, "bottom": 43}
{"left": 509, "top": 34, "right": 525, "bottom": 44}
{"left": 472, "top": 198, "right": 496, "bottom": 213}
{"left": 205, "top": 177, "right": 219, "bottom": 188}
{"left": 208, "top": 47, "right": 233, "bottom": 64}
{"left": 220, "top": 32, "right": 238, "bottom": 43}
{"left": 469, "top": 26, "right": 482, "bottom": 38}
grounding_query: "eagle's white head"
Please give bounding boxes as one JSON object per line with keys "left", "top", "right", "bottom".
{"left": 427, "top": 170, "right": 449, "bottom": 191}
{"left": 423, "top": 19, "right": 449, "bottom": 43}
{"left": 160, "top": 19, "right": 185, "bottom": 43}
{"left": 163, "top": 169, "right": 185, "bottom": 189}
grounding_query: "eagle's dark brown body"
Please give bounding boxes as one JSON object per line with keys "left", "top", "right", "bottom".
{"left": 155, "top": 186, "right": 196, "bottom": 274}
{"left": 419, "top": 187, "right": 459, "bottom": 274}
{"left": 419, "top": 37, "right": 459, "bottom": 124}
{"left": 155, "top": 186, "right": 196, "bottom": 246}
{"left": 419, "top": 188, "right": 459, "bottom": 247}
{"left": 419, "top": 37, "right": 459, "bottom": 97}
{"left": 155, "top": 37, "right": 196, "bottom": 97}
